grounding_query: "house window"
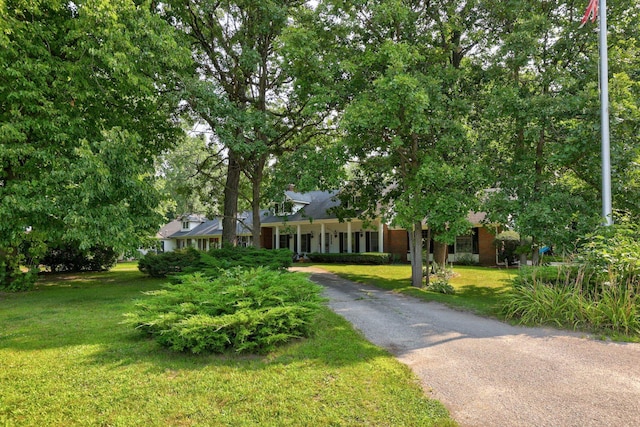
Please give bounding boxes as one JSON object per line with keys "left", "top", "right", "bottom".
{"left": 238, "top": 236, "right": 252, "bottom": 248}
{"left": 300, "top": 234, "right": 312, "bottom": 253}
{"left": 209, "top": 238, "right": 220, "bottom": 250}
{"left": 274, "top": 201, "right": 294, "bottom": 216}
{"left": 352, "top": 232, "right": 361, "bottom": 253}
{"left": 455, "top": 229, "right": 479, "bottom": 254}
{"left": 365, "top": 232, "right": 379, "bottom": 252}
{"left": 456, "top": 235, "right": 473, "bottom": 253}
{"left": 279, "top": 234, "right": 290, "bottom": 250}
{"left": 339, "top": 232, "right": 348, "bottom": 253}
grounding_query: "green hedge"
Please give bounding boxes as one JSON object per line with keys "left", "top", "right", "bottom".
{"left": 138, "top": 246, "right": 293, "bottom": 278}
{"left": 307, "top": 252, "right": 391, "bottom": 265}
{"left": 137, "top": 247, "right": 201, "bottom": 278}
{"left": 41, "top": 244, "right": 118, "bottom": 273}
{"left": 125, "top": 268, "right": 324, "bottom": 354}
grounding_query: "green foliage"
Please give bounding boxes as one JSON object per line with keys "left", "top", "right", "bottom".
{"left": 425, "top": 265, "right": 456, "bottom": 295}
{"left": 126, "top": 268, "right": 324, "bottom": 354}
{"left": 138, "top": 247, "right": 293, "bottom": 278}
{"left": 574, "top": 220, "right": 640, "bottom": 285}
{"left": 0, "top": 232, "right": 46, "bottom": 291}
{"left": 503, "top": 223, "right": 640, "bottom": 337}
{"left": 454, "top": 253, "right": 479, "bottom": 266}
{"left": 478, "top": 0, "right": 640, "bottom": 249}
{"left": 137, "top": 247, "right": 201, "bottom": 278}
{"left": 495, "top": 231, "right": 521, "bottom": 264}
{"left": 41, "top": 243, "right": 117, "bottom": 273}
{"left": 205, "top": 246, "right": 293, "bottom": 270}
{"left": 307, "top": 252, "right": 391, "bottom": 265}
{"left": 426, "top": 280, "right": 456, "bottom": 295}
{"left": 0, "top": 0, "right": 188, "bottom": 288}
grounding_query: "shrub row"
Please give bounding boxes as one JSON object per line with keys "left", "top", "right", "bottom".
{"left": 138, "top": 247, "right": 293, "bottom": 278}
{"left": 41, "top": 244, "right": 118, "bottom": 273}
{"left": 125, "top": 268, "right": 324, "bottom": 354}
{"left": 307, "top": 252, "right": 391, "bottom": 265}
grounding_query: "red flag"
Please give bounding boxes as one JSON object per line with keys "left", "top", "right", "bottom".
{"left": 580, "top": 0, "right": 598, "bottom": 27}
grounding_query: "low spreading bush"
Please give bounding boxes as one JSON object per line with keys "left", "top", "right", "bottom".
{"left": 138, "top": 247, "right": 293, "bottom": 278}
{"left": 137, "top": 247, "right": 201, "bottom": 278}
{"left": 307, "top": 252, "right": 391, "bottom": 265}
{"left": 125, "top": 268, "right": 324, "bottom": 354}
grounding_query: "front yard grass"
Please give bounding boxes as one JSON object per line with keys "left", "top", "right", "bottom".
{"left": 0, "top": 262, "right": 455, "bottom": 426}
{"left": 312, "top": 264, "right": 515, "bottom": 317}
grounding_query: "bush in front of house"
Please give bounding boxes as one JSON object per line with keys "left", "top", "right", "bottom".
{"left": 205, "top": 246, "right": 292, "bottom": 270}
{"left": 41, "top": 243, "right": 118, "bottom": 273}
{"left": 125, "top": 268, "right": 324, "bottom": 354}
{"left": 138, "top": 246, "right": 293, "bottom": 278}
{"left": 307, "top": 252, "right": 391, "bottom": 265}
{"left": 502, "top": 222, "right": 640, "bottom": 337}
{"left": 137, "top": 247, "right": 201, "bottom": 278}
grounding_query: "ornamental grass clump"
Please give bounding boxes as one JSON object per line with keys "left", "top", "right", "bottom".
{"left": 501, "top": 222, "right": 640, "bottom": 337}
{"left": 125, "top": 267, "right": 324, "bottom": 354}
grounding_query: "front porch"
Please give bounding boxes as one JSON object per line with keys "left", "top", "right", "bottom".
{"left": 261, "top": 219, "right": 386, "bottom": 256}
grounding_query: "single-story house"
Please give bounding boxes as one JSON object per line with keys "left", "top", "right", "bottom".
{"left": 157, "top": 213, "right": 254, "bottom": 253}
{"left": 158, "top": 190, "right": 498, "bottom": 266}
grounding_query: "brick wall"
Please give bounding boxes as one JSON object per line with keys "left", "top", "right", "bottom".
{"left": 385, "top": 227, "right": 409, "bottom": 262}
{"left": 478, "top": 226, "right": 496, "bottom": 266}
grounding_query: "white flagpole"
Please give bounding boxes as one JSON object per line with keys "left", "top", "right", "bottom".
{"left": 599, "top": 0, "right": 613, "bottom": 225}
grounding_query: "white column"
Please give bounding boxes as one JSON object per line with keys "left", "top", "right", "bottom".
{"left": 378, "top": 220, "right": 384, "bottom": 253}
{"left": 296, "top": 225, "right": 302, "bottom": 254}
{"left": 347, "top": 222, "right": 352, "bottom": 253}
{"left": 275, "top": 226, "right": 280, "bottom": 249}
{"left": 321, "top": 223, "right": 326, "bottom": 253}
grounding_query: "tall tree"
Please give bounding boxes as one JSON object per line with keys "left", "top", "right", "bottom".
{"left": 317, "top": 0, "right": 489, "bottom": 287}
{"left": 478, "top": 0, "right": 640, "bottom": 258}
{"left": 156, "top": 132, "right": 223, "bottom": 220}
{"left": 163, "top": 0, "right": 332, "bottom": 247}
{"left": 0, "top": 0, "right": 187, "bottom": 288}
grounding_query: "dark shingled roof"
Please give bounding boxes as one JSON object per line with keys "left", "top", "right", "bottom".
{"left": 165, "top": 211, "right": 259, "bottom": 239}
{"left": 261, "top": 190, "right": 341, "bottom": 224}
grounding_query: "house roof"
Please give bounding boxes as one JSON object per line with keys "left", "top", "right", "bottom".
{"left": 163, "top": 212, "right": 258, "bottom": 239}
{"left": 467, "top": 212, "right": 487, "bottom": 225}
{"left": 157, "top": 220, "right": 182, "bottom": 239}
{"left": 262, "top": 190, "right": 341, "bottom": 224}
{"left": 159, "top": 190, "right": 491, "bottom": 238}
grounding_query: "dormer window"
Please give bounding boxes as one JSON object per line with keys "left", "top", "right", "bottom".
{"left": 274, "top": 200, "right": 294, "bottom": 216}
{"left": 182, "top": 221, "right": 190, "bottom": 230}
{"left": 345, "top": 195, "right": 361, "bottom": 209}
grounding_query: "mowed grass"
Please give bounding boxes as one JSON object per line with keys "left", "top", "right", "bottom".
{"left": 0, "top": 263, "right": 455, "bottom": 427}
{"left": 312, "top": 264, "right": 516, "bottom": 317}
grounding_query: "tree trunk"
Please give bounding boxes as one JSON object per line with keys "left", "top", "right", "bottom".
{"left": 424, "top": 228, "right": 431, "bottom": 286}
{"left": 433, "top": 239, "right": 448, "bottom": 269}
{"left": 519, "top": 237, "right": 528, "bottom": 266}
{"left": 408, "top": 221, "right": 424, "bottom": 288}
{"left": 222, "top": 150, "right": 241, "bottom": 247}
{"left": 250, "top": 157, "right": 266, "bottom": 248}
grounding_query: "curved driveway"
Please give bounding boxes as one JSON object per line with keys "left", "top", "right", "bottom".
{"left": 292, "top": 266, "right": 640, "bottom": 427}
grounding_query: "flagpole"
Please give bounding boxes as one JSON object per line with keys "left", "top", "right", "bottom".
{"left": 599, "top": 0, "right": 613, "bottom": 225}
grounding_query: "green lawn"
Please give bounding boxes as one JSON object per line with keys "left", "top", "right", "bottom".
{"left": 311, "top": 264, "right": 516, "bottom": 317}
{"left": 0, "top": 263, "right": 455, "bottom": 426}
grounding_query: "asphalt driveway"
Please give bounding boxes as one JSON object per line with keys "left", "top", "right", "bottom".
{"left": 291, "top": 266, "right": 640, "bottom": 427}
